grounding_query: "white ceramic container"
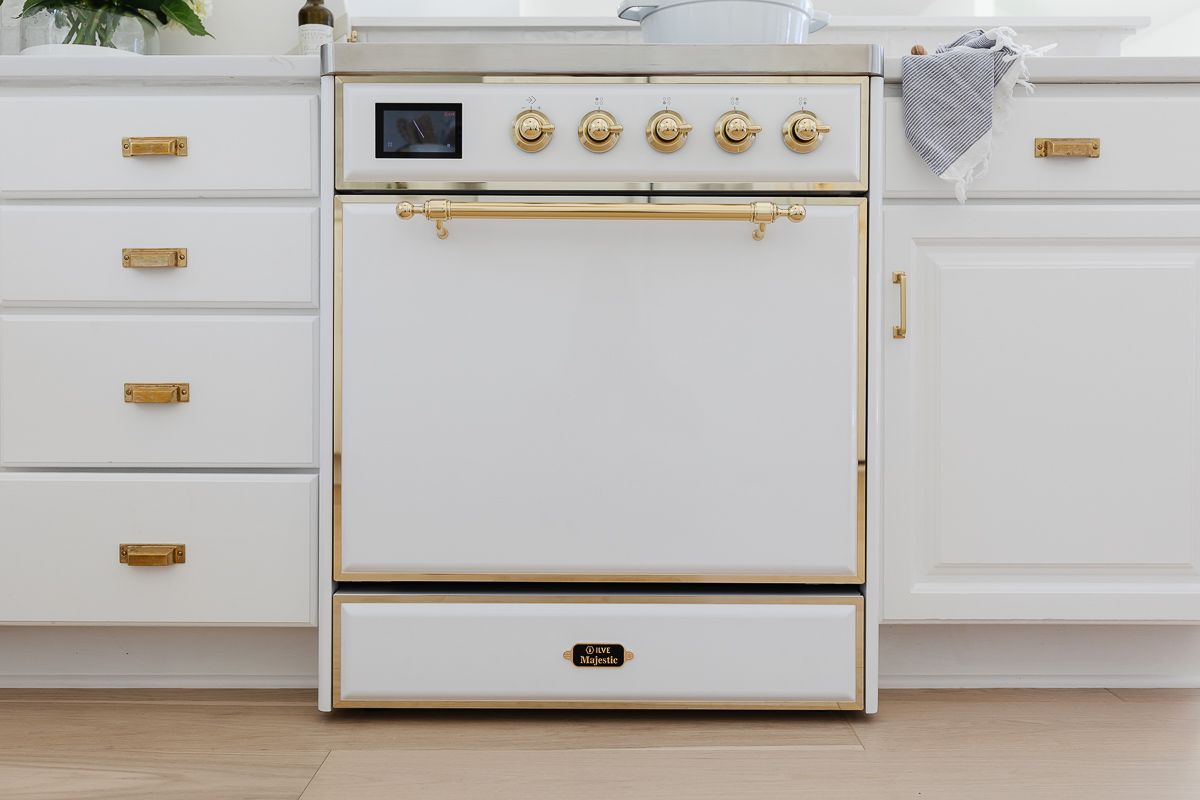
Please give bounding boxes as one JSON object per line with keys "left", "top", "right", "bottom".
{"left": 618, "top": 0, "right": 829, "bottom": 44}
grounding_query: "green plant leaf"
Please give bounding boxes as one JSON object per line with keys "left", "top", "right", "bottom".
{"left": 160, "top": 0, "right": 210, "bottom": 37}
{"left": 115, "top": 1, "right": 171, "bottom": 27}
{"left": 16, "top": 0, "right": 73, "bottom": 18}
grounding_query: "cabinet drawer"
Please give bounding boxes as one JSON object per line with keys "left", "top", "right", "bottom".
{"left": 0, "top": 315, "right": 317, "bottom": 467}
{"left": 0, "top": 95, "right": 317, "bottom": 198}
{"left": 0, "top": 205, "right": 318, "bottom": 308}
{"left": 885, "top": 92, "right": 1200, "bottom": 198}
{"left": 335, "top": 593, "right": 863, "bottom": 709}
{"left": 0, "top": 474, "right": 316, "bottom": 625}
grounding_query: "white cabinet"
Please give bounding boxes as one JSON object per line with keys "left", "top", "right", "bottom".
{"left": 0, "top": 95, "right": 318, "bottom": 198}
{"left": 883, "top": 204, "right": 1200, "bottom": 621}
{"left": 884, "top": 90, "right": 1200, "bottom": 200}
{"left": 0, "top": 315, "right": 317, "bottom": 468}
{"left": 0, "top": 64, "right": 322, "bottom": 635}
{"left": 0, "top": 205, "right": 319, "bottom": 308}
{"left": 0, "top": 474, "right": 317, "bottom": 625}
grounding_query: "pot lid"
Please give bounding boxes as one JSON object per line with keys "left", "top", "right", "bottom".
{"left": 618, "top": 0, "right": 816, "bottom": 23}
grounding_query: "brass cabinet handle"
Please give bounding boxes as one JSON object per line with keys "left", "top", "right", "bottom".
{"left": 124, "top": 383, "right": 190, "bottom": 403}
{"left": 892, "top": 271, "right": 908, "bottom": 340}
{"left": 396, "top": 199, "right": 806, "bottom": 241}
{"left": 1034, "top": 138, "right": 1099, "bottom": 158}
{"left": 122, "top": 248, "right": 187, "bottom": 269}
{"left": 122, "top": 136, "right": 188, "bottom": 157}
{"left": 120, "top": 544, "right": 186, "bottom": 566}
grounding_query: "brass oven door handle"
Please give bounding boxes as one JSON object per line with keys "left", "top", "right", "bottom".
{"left": 396, "top": 199, "right": 806, "bottom": 241}
{"left": 124, "top": 383, "right": 190, "bottom": 403}
{"left": 122, "top": 248, "right": 188, "bottom": 269}
{"left": 1034, "top": 138, "right": 1099, "bottom": 158}
{"left": 122, "top": 136, "right": 188, "bottom": 157}
{"left": 892, "top": 271, "right": 907, "bottom": 340}
{"left": 120, "top": 544, "right": 186, "bottom": 566}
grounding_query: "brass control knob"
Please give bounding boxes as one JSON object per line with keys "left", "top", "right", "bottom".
{"left": 782, "top": 110, "right": 831, "bottom": 154}
{"left": 513, "top": 110, "right": 555, "bottom": 153}
{"left": 714, "top": 110, "right": 762, "bottom": 153}
{"left": 646, "top": 109, "right": 693, "bottom": 153}
{"left": 578, "top": 110, "right": 624, "bottom": 153}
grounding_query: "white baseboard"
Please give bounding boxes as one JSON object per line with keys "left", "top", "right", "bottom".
{"left": 0, "top": 626, "right": 317, "bottom": 689}
{"left": 0, "top": 673, "right": 317, "bottom": 689}
{"left": 879, "top": 623, "right": 1200, "bottom": 689}
{"left": 2, "top": 623, "right": 1198, "bottom": 690}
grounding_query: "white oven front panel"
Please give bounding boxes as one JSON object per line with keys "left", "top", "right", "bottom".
{"left": 340, "top": 81, "right": 865, "bottom": 187}
{"left": 338, "top": 199, "right": 863, "bottom": 580}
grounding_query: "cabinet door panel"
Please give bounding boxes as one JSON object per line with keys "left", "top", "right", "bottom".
{"left": 884, "top": 205, "right": 1200, "bottom": 620}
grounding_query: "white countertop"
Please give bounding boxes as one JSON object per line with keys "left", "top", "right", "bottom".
{"left": 0, "top": 55, "right": 320, "bottom": 82}
{"left": 349, "top": 15, "right": 1147, "bottom": 32}
{"left": 0, "top": 52, "right": 1196, "bottom": 85}
{"left": 884, "top": 56, "right": 1200, "bottom": 84}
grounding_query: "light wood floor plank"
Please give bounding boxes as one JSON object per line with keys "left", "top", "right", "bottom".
{"left": 1109, "top": 688, "right": 1200, "bottom": 704}
{"left": 0, "top": 689, "right": 1195, "bottom": 800}
{"left": 0, "top": 699, "right": 859, "bottom": 753}
{"left": 299, "top": 747, "right": 1200, "bottom": 800}
{"left": 0, "top": 751, "right": 327, "bottom": 800}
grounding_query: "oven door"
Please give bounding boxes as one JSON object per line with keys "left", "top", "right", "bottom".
{"left": 336, "top": 196, "right": 865, "bottom": 582}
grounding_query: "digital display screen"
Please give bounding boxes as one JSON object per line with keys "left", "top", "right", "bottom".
{"left": 375, "top": 103, "right": 462, "bottom": 159}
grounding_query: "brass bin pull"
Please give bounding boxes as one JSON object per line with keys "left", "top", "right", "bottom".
{"left": 120, "top": 544, "right": 186, "bottom": 566}
{"left": 122, "top": 136, "right": 188, "bottom": 157}
{"left": 122, "top": 248, "right": 187, "bottom": 269}
{"left": 397, "top": 199, "right": 806, "bottom": 241}
{"left": 1034, "top": 138, "right": 1100, "bottom": 158}
{"left": 892, "top": 271, "right": 908, "bottom": 340}
{"left": 124, "top": 383, "right": 190, "bottom": 403}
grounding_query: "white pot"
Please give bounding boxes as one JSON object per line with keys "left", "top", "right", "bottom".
{"left": 618, "top": 0, "right": 830, "bottom": 45}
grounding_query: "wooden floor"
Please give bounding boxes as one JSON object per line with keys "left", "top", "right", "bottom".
{"left": 0, "top": 688, "right": 1196, "bottom": 799}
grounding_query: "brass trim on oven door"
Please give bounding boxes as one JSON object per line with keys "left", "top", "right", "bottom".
{"left": 332, "top": 195, "right": 867, "bottom": 585}
{"left": 334, "top": 75, "right": 869, "bottom": 194}
{"left": 332, "top": 593, "right": 864, "bottom": 711}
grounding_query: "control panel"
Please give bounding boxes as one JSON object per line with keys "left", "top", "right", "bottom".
{"left": 341, "top": 81, "right": 865, "bottom": 188}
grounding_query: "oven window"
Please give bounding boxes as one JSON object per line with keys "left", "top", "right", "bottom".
{"left": 375, "top": 103, "right": 462, "bottom": 159}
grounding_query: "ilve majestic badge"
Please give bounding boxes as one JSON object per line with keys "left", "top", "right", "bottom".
{"left": 563, "top": 643, "right": 634, "bottom": 667}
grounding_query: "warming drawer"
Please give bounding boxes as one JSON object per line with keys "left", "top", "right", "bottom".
{"left": 335, "top": 592, "right": 863, "bottom": 709}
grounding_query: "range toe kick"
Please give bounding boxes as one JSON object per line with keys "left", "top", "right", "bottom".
{"left": 333, "top": 590, "right": 864, "bottom": 710}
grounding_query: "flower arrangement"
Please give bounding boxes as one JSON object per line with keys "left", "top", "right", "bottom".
{"left": 15, "top": 0, "right": 212, "bottom": 49}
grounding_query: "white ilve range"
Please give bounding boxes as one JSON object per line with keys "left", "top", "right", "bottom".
{"left": 323, "top": 43, "right": 883, "bottom": 712}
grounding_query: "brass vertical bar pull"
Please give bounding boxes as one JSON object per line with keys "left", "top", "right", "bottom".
{"left": 892, "top": 271, "right": 908, "bottom": 340}
{"left": 120, "top": 544, "right": 186, "bottom": 566}
{"left": 122, "top": 137, "right": 188, "bottom": 157}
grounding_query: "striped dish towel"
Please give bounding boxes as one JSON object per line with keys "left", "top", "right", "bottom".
{"left": 903, "top": 27, "right": 1051, "bottom": 201}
